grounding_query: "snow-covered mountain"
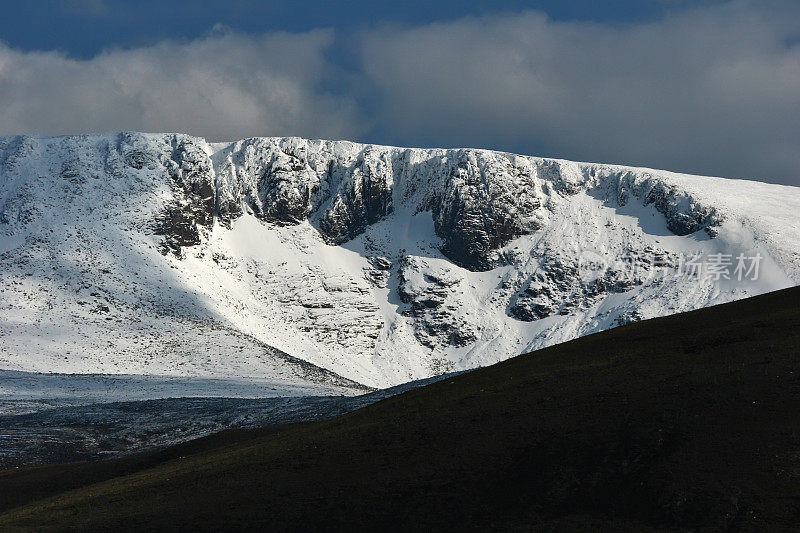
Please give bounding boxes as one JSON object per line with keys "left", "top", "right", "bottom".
{"left": 1, "top": 132, "right": 798, "bottom": 388}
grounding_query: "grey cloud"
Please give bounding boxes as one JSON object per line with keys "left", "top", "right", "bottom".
{"left": 0, "top": 30, "right": 364, "bottom": 142}
{"left": 360, "top": 3, "right": 800, "bottom": 185}
{"left": 0, "top": 2, "right": 798, "bottom": 186}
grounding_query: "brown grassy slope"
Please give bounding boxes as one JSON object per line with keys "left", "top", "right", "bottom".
{"left": 1, "top": 286, "right": 799, "bottom": 531}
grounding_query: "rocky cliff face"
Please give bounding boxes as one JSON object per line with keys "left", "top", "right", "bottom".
{"left": 0, "top": 132, "right": 797, "bottom": 388}
{"left": 151, "top": 135, "right": 727, "bottom": 272}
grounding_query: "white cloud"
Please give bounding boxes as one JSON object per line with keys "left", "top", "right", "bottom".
{"left": 360, "top": 2, "right": 800, "bottom": 184}
{"left": 0, "top": 30, "right": 364, "bottom": 142}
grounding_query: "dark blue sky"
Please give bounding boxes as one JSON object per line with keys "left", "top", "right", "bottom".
{"left": 6, "top": 0, "right": 678, "bottom": 57}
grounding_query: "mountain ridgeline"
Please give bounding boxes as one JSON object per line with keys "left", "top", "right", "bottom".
{"left": 0, "top": 133, "right": 797, "bottom": 387}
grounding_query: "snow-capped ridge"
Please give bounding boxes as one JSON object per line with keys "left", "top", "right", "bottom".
{"left": 0, "top": 132, "right": 797, "bottom": 388}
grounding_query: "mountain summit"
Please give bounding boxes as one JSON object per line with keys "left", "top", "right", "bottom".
{"left": 1, "top": 133, "right": 798, "bottom": 387}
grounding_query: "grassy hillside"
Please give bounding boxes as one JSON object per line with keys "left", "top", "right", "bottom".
{"left": 1, "top": 286, "right": 799, "bottom": 530}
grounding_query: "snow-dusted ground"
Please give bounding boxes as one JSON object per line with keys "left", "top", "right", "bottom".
{"left": 0, "top": 133, "right": 797, "bottom": 390}
{"left": 0, "top": 373, "right": 457, "bottom": 467}
{"left": 0, "top": 369, "right": 367, "bottom": 416}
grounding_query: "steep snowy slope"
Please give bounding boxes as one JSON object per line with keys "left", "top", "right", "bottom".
{"left": 0, "top": 133, "right": 797, "bottom": 388}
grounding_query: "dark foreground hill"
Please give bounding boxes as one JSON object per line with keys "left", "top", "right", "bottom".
{"left": 1, "top": 286, "right": 799, "bottom": 531}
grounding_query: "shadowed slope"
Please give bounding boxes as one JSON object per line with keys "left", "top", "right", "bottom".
{"left": 1, "top": 285, "right": 799, "bottom": 530}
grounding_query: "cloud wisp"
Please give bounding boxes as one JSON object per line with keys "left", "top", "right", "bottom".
{"left": 0, "top": 29, "right": 363, "bottom": 142}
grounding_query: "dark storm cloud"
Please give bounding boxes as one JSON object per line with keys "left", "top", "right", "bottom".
{"left": 360, "top": 2, "right": 800, "bottom": 184}
{"left": 0, "top": 1, "right": 797, "bottom": 184}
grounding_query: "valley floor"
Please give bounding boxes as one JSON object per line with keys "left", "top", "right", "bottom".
{"left": 0, "top": 372, "right": 451, "bottom": 467}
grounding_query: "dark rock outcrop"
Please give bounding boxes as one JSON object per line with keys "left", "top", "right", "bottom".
{"left": 318, "top": 149, "right": 394, "bottom": 244}
{"left": 612, "top": 170, "right": 722, "bottom": 236}
{"left": 429, "top": 151, "right": 545, "bottom": 271}
{"left": 397, "top": 258, "right": 478, "bottom": 348}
